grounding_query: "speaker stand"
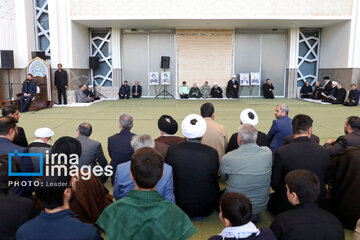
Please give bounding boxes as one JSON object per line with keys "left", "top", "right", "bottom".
{"left": 7, "top": 69, "right": 14, "bottom": 100}
{"left": 155, "top": 85, "right": 174, "bottom": 99}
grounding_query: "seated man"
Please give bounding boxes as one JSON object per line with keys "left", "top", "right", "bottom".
{"left": 268, "top": 114, "right": 331, "bottom": 215}
{"left": 132, "top": 81, "right": 142, "bottom": 98}
{"left": 0, "top": 117, "right": 34, "bottom": 197}
{"left": 97, "top": 147, "right": 196, "bottom": 240}
{"left": 113, "top": 134, "right": 175, "bottom": 203}
{"left": 300, "top": 81, "right": 313, "bottom": 98}
{"left": 108, "top": 113, "right": 135, "bottom": 184}
{"left": 76, "top": 122, "right": 108, "bottom": 183}
{"left": 165, "top": 114, "right": 220, "bottom": 219}
{"left": 270, "top": 169, "right": 344, "bottom": 240}
{"left": 2, "top": 105, "right": 28, "bottom": 147}
{"left": 262, "top": 78, "right": 274, "bottom": 99}
{"left": 119, "top": 81, "right": 130, "bottom": 99}
{"left": 16, "top": 162, "right": 102, "bottom": 240}
{"left": 28, "top": 127, "right": 54, "bottom": 172}
{"left": 154, "top": 115, "right": 184, "bottom": 157}
{"left": 324, "top": 116, "right": 360, "bottom": 157}
{"left": 200, "top": 81, "right": 211, "bottom": 98}
{"left": 211, "top": 82, "right": 223, "bottom": 98}
{"left": 226, "top": 108, "right": 269, "bottom": 153}
{"left": 189, "top": 83, "right": 202, "bottom": 98}
{"left": 0, "top": 156, "right": 39, "bottom": 239}
{"left": 331, "top": 83, "right": 346, "bottom": 104}
{"left": 322, "top": 76, "right": 332, "bottom": 95}
{"left": 221, "top": 124, "right": 272, "bottom": 222}
{"left": 312, "top": 81, "right": 323, "bottom": 100}
{"left": 179, "top": 81, "right": 190, "bottom": 99}
{"left": 86, "top": 85, "right": 100, "bottom": 101}
{"left": 208, "top": 192, "right": 276, "bottom": 240}
{"left": 226, "top": 75, "right": 239, "bottom": 99}
{"left": 322, "top": 81, "right": 338, "bottom": 102}
{"left": 344, "top": 83, "right": 360, "bottom": 106}
{"left": 19, "top": 74, "right": 37, "bottom": 113}
{"left": 76, "top": 85, "right": 93, "bottom": 103}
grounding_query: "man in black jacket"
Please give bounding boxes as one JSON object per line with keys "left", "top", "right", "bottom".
{"left": 331, "top": 83, "right": 346, "bottom": 104}
{"left": 270, "top": 169, "right": 344, "bottom": 240}
{"left": 2, "top": 106, "right": 28, "bottom": 147}
{"left": 108, "top": 113, "right": 135, "bottom": 184}
{"left": 324, "top": 116, "right": 360, "bottom": 157}
{"left": 226, "top": 108, "right": 269, "bottom": 153}
{"left": 344, "top": 84, "right": 360, "bottom": 106}
{"left": 55, "top": 63, "right": 68, "bottom": 105}
{"left": 268, "top": 114, "right": 331, "bottom": 215}
{"left": 262, "top": 78, "right": 274, "bottom": 99}
{"left": 165, "top": 114, "right": 220, "bottom": 219}
{"left": 19, "top": 74, "right": 37, "bottom": 112}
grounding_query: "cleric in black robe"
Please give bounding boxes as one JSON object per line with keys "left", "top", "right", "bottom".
{"left": 226, "top": 75, "right": 239, "bottom": 98}
{"left": 210, "top": 83, "right": 223, "bottom": 98}
{"left": 332, "top": 84, "right": 346, "bottom": 104}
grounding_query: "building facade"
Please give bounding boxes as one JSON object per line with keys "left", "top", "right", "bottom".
{"left": 1, "top": 0, "right": 360, "bottom": 101}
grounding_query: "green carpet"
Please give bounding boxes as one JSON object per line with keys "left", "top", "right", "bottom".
{"left": 18, "top": 98, "right": 356, "bottom": 239}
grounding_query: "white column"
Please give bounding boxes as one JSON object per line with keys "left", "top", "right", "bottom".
{"left": 287, "top": 27, "right": 299, "bottom": 98}
{"left": 348, "top": 0, "right": 360, "bottom": 68}
{"left": 112, "top": 27, "right": 122, "bottom": 87}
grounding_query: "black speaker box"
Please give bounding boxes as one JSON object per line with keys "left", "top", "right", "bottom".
{"left": 89, "top": 56, "right": 99, "bottom": 69}
{"left": 1, "top": 50, "right": 14, "bottom": 69}
{"left": 161, "top": 56, "right": 170, "bottom": 69}
{"left": 32, "top": 51, "right": 46, "bottom": 60}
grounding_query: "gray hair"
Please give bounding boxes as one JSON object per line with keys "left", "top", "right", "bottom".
{"left": 277, "top": 104, "right": 289, "bottom": 115}
{"left": 77, "top": 122, "right": 92, "bottom": 137}
{"left": 131, "top": 134, "right": 155, "bottom": 151}
{"left": 238, "top": 124, "right": 258, "bottom": 144}
{"left": 119, "top": 113, "right": 133, "bottom": 130}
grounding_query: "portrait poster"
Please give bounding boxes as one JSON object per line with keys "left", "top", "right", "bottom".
{"left": 149, "top": 72, "right": 159, "bottom": 85}
{"left": 250, "top": 72, "right": 261, "bottom": 86}
{"left": 239, "top": 73, "right": 250, "bottom": 86}
{"left": 161, "top": 72, "right": 170, "bottom": 85}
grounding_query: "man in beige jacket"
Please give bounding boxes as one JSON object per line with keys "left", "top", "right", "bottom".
{"left": 200, "top": 102, "right": 227, "bottom": 165}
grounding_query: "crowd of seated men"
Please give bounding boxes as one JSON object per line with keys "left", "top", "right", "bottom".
{"left": 1, "top": 102, "right": 360, "bottom": 240}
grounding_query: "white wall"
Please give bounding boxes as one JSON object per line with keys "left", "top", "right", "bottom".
{"left": 319, "top": 21, "right": 351, "bottom": 68}
{"left": 71, "top": 22, "right": 89, "bottom": 68}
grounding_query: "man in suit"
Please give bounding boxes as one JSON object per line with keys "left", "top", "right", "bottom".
{"left": 263, "top": 78, "right": 274, "bottom": 99}
{"left": 76, "top": 122, "right": 108, "bottom": 183}
{"left": 119, "top": 81, "right": 130, "bottom": 99}
{"left": 0, "top": 117, "right": 34, "bottom": 197}
{"left": 226, "top": 75, "right": 239, "bottom": 98}
{"left": 132, "top": 81, "right": 142, "bottom": 98}
{"left": 108, "top": 113, "right": 135, "bottom": 184}
{"left": 221, "top": 124, "right": 272, "bottom": 222}
{"left": 324, "top": 116, "right": 360, "bottom": 157}
{"left": 28, "top": 127, "right": 53, "bottom": 172}
{"left": 165, "top": 114, "right": 220, "bottom": 219}
{"left": 344, "top": 84, "right": 360, "bottom": 106}
{"left": 54, "top": 63, "right": 68, "bottom": 105}
{"left": 2, "top": 106, "right": 28, "bottom": 147}
{"left": 226, "top": 108, "right": 270, "bottom": 153}
{"left": 267, "top": 114, "right": 331, "bottom": 215}
{"left": 19, "top": 74, "right": 37, "bottom": 113}
{"left": 300, "top": 81, "right": 313, "bottom": 98}
{"left": 267, "top": 104, "right": 293, "bottom": 154}
{"left": 331, "top": 83, "right": 346, "bottom": 104}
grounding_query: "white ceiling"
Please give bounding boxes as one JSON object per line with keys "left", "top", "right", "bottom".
{"left": 72, "top": 19, "right": 349, "bottom": 30}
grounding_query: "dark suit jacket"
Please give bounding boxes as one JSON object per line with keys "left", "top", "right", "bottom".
{"left": 283, "top": 134, "right": 320, "bottom": 145}
{"left": 0, "top": 137, "right": 34, "bottom": 197}
{"left": 108, "top": 129, "right": 135, "bottom": 184}
{"left": 267, "top": 116, "right": 293, "bottom": 154}
{"left": 332, "top": 88, "right": 346, "bottom": 104}
{"left": 226, "top": 131, "right": 269, "bottom": 153}
{"left": 13, "top": 126, "right": 28, "bottom": 148}
{"left": 21, "top": 80, "right": 37, "bottom": 95}
{"left": 165, "top": 140, "right": 220, "bottom": 218}
{"left": 348, "top": 89, "right": 360, "bottom": 105}
{"left": 54, "top": 70, "right": 68, "bottom": 88}
{"left": 328, "top": 146, "right": 360, "bottom": 229}
{"left": 131, "top": 85, "right": 142, "bottom": 97}
{"left": 263, "top": 83, "right": 274, "bottom": 98}
{"left": 226, "top": 80, "right": 239, "bottom": 98}
{"left": 119, "top": 85, "right": 130, "bottom": 96}
{"left": 324, "top": 130, "right": 360, "bottom": 157}
{"left": 76, "top": 135, "right": 107, "bottom": 168}
{"left": 271, "top": 137, "right": 331, "bottom": 204}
